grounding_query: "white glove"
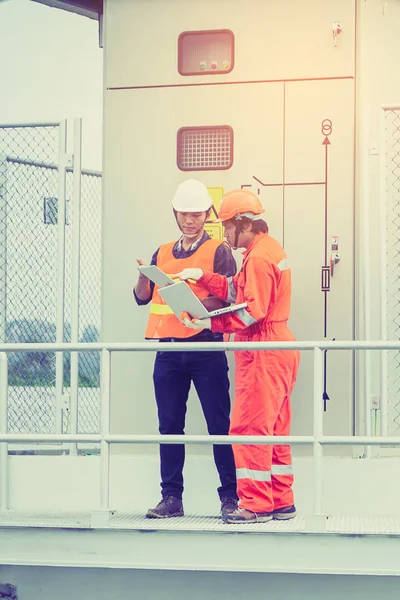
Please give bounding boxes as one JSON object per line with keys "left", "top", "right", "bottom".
{"left": 183, "top": 317, "right": 211, "bottom": 330}
{"left": 176, "top": 268, "right": 204, "bottom": 282}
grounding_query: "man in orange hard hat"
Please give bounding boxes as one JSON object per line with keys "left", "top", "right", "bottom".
{"left": 134, "top": 179, "right": 238, "bottom": 520}
{"left": 177, "top": 189, "right": 300, "bottom": 523}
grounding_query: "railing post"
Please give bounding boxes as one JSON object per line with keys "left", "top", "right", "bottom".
{"left": 69, "top": 118, "right": 83, "bottom": 456}
{"left": 361, "top": 113, "right": 372, "bottom": 458}
{"left": 91, "top": 348, "right": 112, "bottom": 527}
{"left": 100, "top": 348, "right": 111, "bottom": 512}
{"left": 0, "top": 352, "right": 8, "bottom": 510}
{"left": 313, "top": 347, "right": 324, "bottom": 516}
{"left": 55, "top": 120, "right": 68, "bottom": 435}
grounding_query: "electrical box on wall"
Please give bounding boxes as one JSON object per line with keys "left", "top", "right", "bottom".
{"left": 178, "top": 29, "right": 234, "bottom": 76}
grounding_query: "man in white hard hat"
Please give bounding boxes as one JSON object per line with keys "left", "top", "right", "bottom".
{"left": 134, "top": 179, "right": 238, "bottom": 519}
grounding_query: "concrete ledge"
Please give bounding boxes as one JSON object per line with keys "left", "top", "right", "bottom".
{"left": 1, "top": 514, "right": 400, "bottom": 575}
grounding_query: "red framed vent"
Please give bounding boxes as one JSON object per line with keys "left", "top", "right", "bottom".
{"left": 177, "top": 126, "right": 234, "bottom": 171}
{"left": 178, "top": 29, "right": 234, "bottom": 76}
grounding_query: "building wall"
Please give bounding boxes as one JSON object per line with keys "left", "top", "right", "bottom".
{"left": 355, "top": 0, "right": 400, "bottom": 441}
{"left": 101, "top": 0, "right": 359, "bottom": 457}
{"left": 100, "top": 0, "right": 400, "bottom": 457}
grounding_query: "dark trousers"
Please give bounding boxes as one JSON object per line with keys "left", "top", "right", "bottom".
{"left": 153, "top": 349, "right": 237, "bottom": 500}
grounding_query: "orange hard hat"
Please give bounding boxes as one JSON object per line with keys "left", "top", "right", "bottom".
{"left": 216, "top": 189, "right": 265, "bottom": 222}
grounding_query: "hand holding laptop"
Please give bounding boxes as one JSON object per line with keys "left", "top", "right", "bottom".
{"left": 175, "top": 268, "right": 204, "bottom": 282}
{"left": 136, "top": 258, "right": 147, "bottom": 278}
{"left": 139, "top": 264, "right": 247, "bottom": 321}
{"left": 183, "top": 317, "right": 211, "bottom": 330}
{"left": 180, "top": 311, "right": 211, "bottom": 331}
{"left": 138, "top": 264, "right": 199, "bottom": 286}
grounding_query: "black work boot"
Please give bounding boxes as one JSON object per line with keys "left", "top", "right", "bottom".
{"left": 146, "top": 496, "right": 184, "bottom": 519}
{"left": 272, "top": 505, "right": 297, "bottom": 520}
{"left": 220, "top": 496, "right": 238, "bottom": 518}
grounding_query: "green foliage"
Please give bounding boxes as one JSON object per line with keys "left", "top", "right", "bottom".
{"left": 6, "top": 319, "right": 100, "bottom": 388}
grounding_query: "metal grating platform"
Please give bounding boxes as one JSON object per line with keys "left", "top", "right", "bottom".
{"left": 0, "top": 510, "right": 92, "bottom": 529}
{"left": 1, "top": 511, "right": 400, "bottom": 536}
{"left": 110, "top": 512, "right": 305, "bottom": 533}
{"left": 326, "top": 516, "right": 400, "bottom": 535}
{"left": 0, "top": 510, "right": 304, "bottom": 532}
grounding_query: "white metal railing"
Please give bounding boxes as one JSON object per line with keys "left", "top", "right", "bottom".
{"left": 0, "top": 340, "right": 400, "bottom": 516}
{"left": 69, "top": 118, "right": 82, "bottom": 457}
{"left": 55, "top": 120, "right": 68, "bottom": 435}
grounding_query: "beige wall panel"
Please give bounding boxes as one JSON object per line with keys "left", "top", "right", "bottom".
{"left": 102, "top": 83, "right": 284, "bottom": 451}
{"left": 102, "top": 77, "right": 355, "bottom": 453}
{"left": 358, "top": 0, "right": 400, "bottom": 141}
{"left": 105, "top": 0, "right": 355, "bottom": 89}
{"left": 285, "top": 79, "right": 354, "bottom": 446}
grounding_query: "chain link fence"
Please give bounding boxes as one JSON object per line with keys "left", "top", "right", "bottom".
{"left": 64, "top": 169, "right": 101, "bottom": 436}
{"left": 0, "top": 123, "right": 102, "bottom": 444}
{"left": 384, "top": 109, "right": 400, "bottom": 436}
{"left": 0, "top": 125, "right": 59, "bottom": 435}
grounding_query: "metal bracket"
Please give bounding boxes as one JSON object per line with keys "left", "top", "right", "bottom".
{"left": 304, "top": 514, "right": 327, "bottom": 533}
{"left": 330, "top": 252, "right": 340, "bottom": 276}
{"left": 61, "top": 393, "right": 71, "bottom": 410}
{"left": 321, "top": 266, "right": 330, "bottom": 291}
{"left": 91, "top": 509, "right": 116, "bottom": 529}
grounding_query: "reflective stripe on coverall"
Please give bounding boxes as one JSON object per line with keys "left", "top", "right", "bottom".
{"left": 199, "top": 232, "right": 300, "bottom": 513}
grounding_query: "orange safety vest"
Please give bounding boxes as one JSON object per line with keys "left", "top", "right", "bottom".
{"left": 145, "top": 239, "right": 223, "bottom": 339}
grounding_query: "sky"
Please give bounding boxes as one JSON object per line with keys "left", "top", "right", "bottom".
{"left": 0, "top": 0, "right": 103, "bottom": 170}
{"left": 0, "top": 0, "right": 103, "bottom": 334}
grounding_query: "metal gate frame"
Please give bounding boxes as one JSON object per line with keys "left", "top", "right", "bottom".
{"left": 0, "top": 120, "right": 102, "bottom": 453}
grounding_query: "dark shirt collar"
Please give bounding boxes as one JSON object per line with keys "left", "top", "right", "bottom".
{"left": 174, "top": 231, "right": 211, "bottom": 256}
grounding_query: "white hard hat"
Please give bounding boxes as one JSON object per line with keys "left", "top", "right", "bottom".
{"left": 172, "top": 179, "right": 212, "bottom": 212}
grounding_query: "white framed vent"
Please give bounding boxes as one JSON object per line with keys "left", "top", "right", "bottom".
{"left": 178, "top": 29, "right": 234, "bottom": 76}
{"left": 177, "top": 126, "right": 234, "bottom": 171}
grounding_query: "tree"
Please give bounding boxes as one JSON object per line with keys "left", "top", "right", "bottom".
{"left": 6, "top": 319, "right": 100, "bottom": 387}
{"left": 7, "top": 318, "right": 56, "bottom": 386}
{"left": 78, "top": 325, "right": 100, "bottom": 387}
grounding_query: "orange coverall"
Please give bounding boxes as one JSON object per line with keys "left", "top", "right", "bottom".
{"left": 199, "top": 232, "right": 300, "bottom": 513}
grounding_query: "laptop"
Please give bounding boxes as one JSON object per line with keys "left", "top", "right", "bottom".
{"left": 158, "top": 280, "right": 247, "bottom": 321}
{"left": 138, "top": 265, "right": 176, "bottom": 287}
{"left": 138, "top": 264, "right": 212, "bottom": 289}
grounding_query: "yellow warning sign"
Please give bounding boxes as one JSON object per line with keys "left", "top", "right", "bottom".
{"left": 205, "top": 186, "right": 224, "bottom": 240}
{"left": 204, "top": 222, "right": 223, "bottom": 240}
{"left": 207, "top": 187, "right": 224, "bottom": 212}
